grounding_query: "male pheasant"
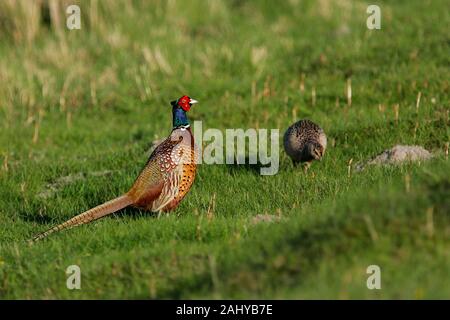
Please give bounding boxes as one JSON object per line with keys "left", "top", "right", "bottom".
{"left": 283, "top": 119, "right": 327, "bottom": 171}
{"left": 31, "top": 95, "right": 198, "bottom": 241}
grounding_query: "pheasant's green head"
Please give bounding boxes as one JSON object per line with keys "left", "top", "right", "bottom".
{"left": 171, "top": 95, "right": 198, "bottom": 128}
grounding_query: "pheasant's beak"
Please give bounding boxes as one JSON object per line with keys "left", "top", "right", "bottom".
{"left": 189, "top": 98, "right": 198, "bottom": 105}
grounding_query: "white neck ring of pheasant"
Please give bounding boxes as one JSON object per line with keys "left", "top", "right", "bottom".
{"left": 171, "top": 95, "right": 198, "bottom": 129}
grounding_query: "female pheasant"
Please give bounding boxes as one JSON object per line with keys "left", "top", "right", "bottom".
{"left": 283, "top": 119, "right": 327, "bottom": 172}
{"left": 32, "top": 95, "right": 198, "bottom": 241}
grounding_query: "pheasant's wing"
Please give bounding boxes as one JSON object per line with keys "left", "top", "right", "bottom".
{"left": 150, "top": 140, "right": 186, "bottom": 211}
{"left": 128, "top": 137, "right": 183, "bottom": 206}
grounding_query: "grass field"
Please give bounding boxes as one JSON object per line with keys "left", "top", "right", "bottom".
{"left": 0, "top": 0, "right": 449, "bottom": 299}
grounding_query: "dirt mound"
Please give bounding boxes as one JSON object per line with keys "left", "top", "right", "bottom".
{"left": 357, "top": 145, "right": 432, "bottom": 171}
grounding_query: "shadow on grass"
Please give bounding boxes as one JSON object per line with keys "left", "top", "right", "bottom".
{"left": 18, "top": 210, "right": 55, "bottom": 225}
{"left": 114, "top": 206, "right": 158, "bottom": 220}
{"left": 225, "top": 156, "right": 286, "bottom": 176}
{"left": 226, "top": 162, "right": 265, "bottom": 175}
{"left": 18, "top": 203, "right": 157, "bottom": 226}
{"left": 225, "top": 157, "right": 305, "bottom": 176}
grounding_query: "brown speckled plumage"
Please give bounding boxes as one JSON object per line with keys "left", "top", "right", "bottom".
{"left": 31, "top": 96, "right": 198, "bottom": 242}
{"left": 128, "top": 127, "right": 197, "bottom": 212}
{"left": 284, "top": 119, "right": 327, "bottom": 166}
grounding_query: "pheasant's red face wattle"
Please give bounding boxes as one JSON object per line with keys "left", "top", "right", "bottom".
{"left": 177, "top": 95, "right": 191, "bottom": 111}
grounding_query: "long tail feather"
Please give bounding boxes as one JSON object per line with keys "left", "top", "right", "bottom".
{"left": 30, "top": 194, "right": 133, "bottom": 242}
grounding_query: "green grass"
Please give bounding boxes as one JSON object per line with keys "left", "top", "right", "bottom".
{"left": 0, "top": 0, "right": 449, "bottom": 299}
